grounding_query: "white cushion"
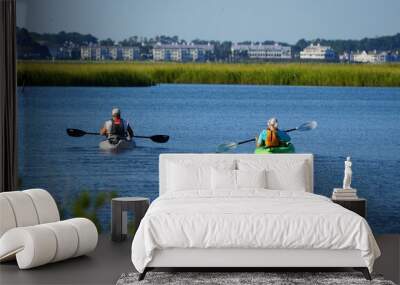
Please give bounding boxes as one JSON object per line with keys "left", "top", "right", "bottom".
{"left": 0, "top": 191, "right": 39, "bottom": 227}
{"left": 211, "top": 169, "right": 267, "bottom": 191}
{"left": 0, "top": 218, "right": 98, "bottom": 269}
{"left": 0, "top": 226, "right": 57, "bottom": 269}
{"left": 266, "top": 162, "right": 307, "bottom": 191}
{"left": 211, "top": 168, "right": 236, "bottom": 190}
{"left": 166, "top": 162, "right": 208, "bottom": 191}
{"left": 0, "top": 189, "right": 98, "bottom": 269}
{"left": 23, "top": 189, "right": 60, "bottom": 224}
{"left": 0, "top": 189, "right": 60, "bottom": 238}
{"left": 0, "top": 196, "right": 17, "bottom": 237}
{"left": 237, "top": 169, "right": 267, "bottom": 189}
{"left": 238, "top": 159, "right": 308, "bottom": 191}
{"left": 167, "top": 160, "right": 235, "bottom": 192}
{"left": 42, "top": 221, "right": 79, "bottom": 262}
{"left": 66, "top": 218, "right": 98, "bottom": 257}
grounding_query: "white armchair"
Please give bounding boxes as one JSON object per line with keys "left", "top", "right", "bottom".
{"left": 0, "top": 189, "right": 98, "bottom": 269}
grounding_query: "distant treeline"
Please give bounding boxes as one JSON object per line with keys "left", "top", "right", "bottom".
{"left": 17, "top": 62, "right": 400, "bottom": 87}
{"left": 293, "top": 35, "right": 400, "bottom": 54}
{"left": 17, "top": 27, "right": 400, "bottom": 61}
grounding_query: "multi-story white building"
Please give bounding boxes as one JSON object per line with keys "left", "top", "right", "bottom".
{"left": 109, "top": 47, "right": 122, "bottom": 60}
{"left": 95, "top": 47, "right": 109, "bottom": 60}
{"left": 231, "top": 43, "right": 291, "bottom": 60}
{"left": 339, "top": 52, "right": 351, "bottom": 62}
{"left": 351, "top": 50, "right": 390, "bottom": 64}
{"left": 81, "top": 46, "right": 109, "bottom": 60}
{"left": 81, "top": 46, "right": 96, "bottom": 60}
{"left": 121, "top": 47, "right": 140, "bottom": 60}
{"left": 152, "top": 43, "right": 214, "bottom": 62}
{"left": 81, "top": 46, "right": 140, "bottom": 61}
{"left": 300, "top": 43, "right": 336, "bottom": 61}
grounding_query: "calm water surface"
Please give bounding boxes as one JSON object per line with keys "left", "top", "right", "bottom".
{"left": 18, "top": 84, "right": 400, "bottom": 233}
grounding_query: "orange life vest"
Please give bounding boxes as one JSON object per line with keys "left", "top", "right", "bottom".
{"left": 266, "top": 129, "right": 280, "bottom": 147}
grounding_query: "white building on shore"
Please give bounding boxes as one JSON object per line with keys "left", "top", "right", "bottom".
{"left": 152, "top": 43, "right": 214, "bottom": 62}
{"left": 231, "top": 43, "right": 291, "bottom": 60}
{"left": 351, "top": 50, "right": 390, "bottom": 64}
{"left": 121, "top": 47, "right": 140, "bottom": 61}
{"left": 81, "top": 46, "right": 140, "bottom": 61}
{"left": 80, "top": 46, "right": 96, "bottom": 60}
{"left": 300, "top": 43, "right": 336, "bottom": 61}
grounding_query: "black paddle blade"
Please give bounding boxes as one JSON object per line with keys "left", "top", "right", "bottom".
{"left": 66, "top": 128, "right": 86, "bottom": 137}
{"left": 150, "top": 135, "right": 169, "bottom": 143}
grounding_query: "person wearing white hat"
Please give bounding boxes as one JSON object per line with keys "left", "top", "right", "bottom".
{"left": 256, "top": 117, "right": 291, "bottom": 148}
{"left": 100, "top": 108, "right": 134, "bottom": 144}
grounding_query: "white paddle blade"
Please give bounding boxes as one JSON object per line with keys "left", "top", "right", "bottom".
{"left": 216, "top": 142, "right": 238, "bottom": 153}
{"left": 297, "top": 121, "right": 317, "bottom": 132}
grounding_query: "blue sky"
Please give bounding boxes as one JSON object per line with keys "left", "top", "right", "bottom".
{"left": 17, "top": 0, "right": 400, "bottom": 44}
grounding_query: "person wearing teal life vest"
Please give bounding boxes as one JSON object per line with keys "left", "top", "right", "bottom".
{"left": 256, "top": 117, "right": 291, "bottom": 148}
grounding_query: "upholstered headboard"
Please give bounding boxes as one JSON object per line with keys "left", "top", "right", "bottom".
{"left": 159, "top": 154, "right": 314, "bottom": 195}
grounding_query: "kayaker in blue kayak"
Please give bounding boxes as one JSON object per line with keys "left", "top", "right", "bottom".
{"left": 100, "top": 108, "right": 134, "bottom": 144}
{"left": 256, "top": 117, "right": 291, "bottom": 148}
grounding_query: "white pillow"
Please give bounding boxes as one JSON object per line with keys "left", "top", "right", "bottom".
{"left": 211, "top": 168, "right": 236, "bottom": 190}
{"left": 238, "top": 159, "right": 309, "bottom": 192}
{"left": 236, "top": 169, "right": 267, "bottom": 189}
{"left": 167, "top": 160, "right": 236, "bottom": 192}
{"left": 167, "top": 162, "right": 209, "bottom": 191}
{"left": 266, "top": 162, "right": 307, "bottom": 191}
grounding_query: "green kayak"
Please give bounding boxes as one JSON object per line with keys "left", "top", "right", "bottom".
{"left": 254, "top": 143, "right": 295, "bottom": 154}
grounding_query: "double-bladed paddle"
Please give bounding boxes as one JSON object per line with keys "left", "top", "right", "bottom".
{"left": 66, "top": 128, "right": 169, "bottom": 143}
{"left": 216, "top": 121, "right": 317, "bottom": 153}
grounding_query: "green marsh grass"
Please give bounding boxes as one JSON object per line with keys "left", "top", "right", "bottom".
{"left": 18, "top": 61, "right": 400, "bottom": 87}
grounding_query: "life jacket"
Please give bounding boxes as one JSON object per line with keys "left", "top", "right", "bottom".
{"left": 266, "top": 129, "right": 280, "bottom": 147}
{"left": 110, "top": 118, "right": 126, "bottom": 138}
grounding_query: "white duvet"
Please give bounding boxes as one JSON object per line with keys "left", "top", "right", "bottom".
{"left": 131, "top": 190, "right": 380, "bottom": 273}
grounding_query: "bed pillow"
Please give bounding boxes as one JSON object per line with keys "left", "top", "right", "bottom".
{"left": 211, "top": 169, "right": 268, "bottom": 191}
{"left": 167, "top": 162, "right": 208, "bottom": 191}
{"left": 238, "top": 159, "right": 309, "bottom": 192}
{"left": 266, "top": 162, "right": 308, "bottom": 191}
{"left": 211, "top": 168, "right": 236, "bottom": 191}
{"left": 167, "top": 160, "right": 236, "bottom": 192}
{"left": 236, "top": 169, "right": 267, "bottom": 189}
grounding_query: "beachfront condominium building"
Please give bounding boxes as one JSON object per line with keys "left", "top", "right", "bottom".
{"left": 351, "top": 50, "right": 391, "bottom": 63}
{"left": 121, "top": 47, "right": 140, "bottom": 60}
{"left": 109, "top": 47, "right": 122, "bottom": 60}
{"left": 81, "top": 46, "right": 95, "bottom": 60}
{"left": 49, "top": 46, "right": 81, "bottom": 60}
{"left": 152, "top": 43, "right": 214, "bottom": 62}
{"left": 300, "top": 43, "right": 336, "bottom": 61}
{"left": 81, "top": 46, "right": 140, "bottom": 61}
{"left": 231, "top": 43, "right": 292, "bottom": 61}
{"left": 81, "top": 46, "right": 109, "bottom": 60}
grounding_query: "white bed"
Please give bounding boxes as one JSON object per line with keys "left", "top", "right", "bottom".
{"left": 131, "top": 154, "right": 380, "bottom": 280}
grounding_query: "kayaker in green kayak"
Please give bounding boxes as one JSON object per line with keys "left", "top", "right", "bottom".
{"left": 100, "top": 108, "right": 134, "bottom": 144}
{"left": 255, "top": 117, "right": 293, "bottom": 153}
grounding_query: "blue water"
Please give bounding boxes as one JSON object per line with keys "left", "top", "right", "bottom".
{"left": 18, "top": 84, "right": 400, "bottom": 233}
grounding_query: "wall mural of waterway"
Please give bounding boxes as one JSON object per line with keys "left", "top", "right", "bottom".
{"left": 18, "top": 84, "right": 400, "bottom": 233}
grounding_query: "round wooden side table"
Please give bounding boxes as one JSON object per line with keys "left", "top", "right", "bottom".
{"left": 111, "top": 197, "right": 149, "bottom": 242}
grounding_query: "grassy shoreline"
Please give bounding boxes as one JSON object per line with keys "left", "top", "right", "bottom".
{"left": 17, "top": 61, "right": 400, "bottom": 87}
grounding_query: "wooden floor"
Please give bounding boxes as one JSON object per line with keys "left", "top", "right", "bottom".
{"left": 0, "top": 234, "right": 399, "bottom": 285}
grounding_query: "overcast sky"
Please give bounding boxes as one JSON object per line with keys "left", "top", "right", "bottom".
{"left": 16, "top": 0, "right": 400, "bottom": 44}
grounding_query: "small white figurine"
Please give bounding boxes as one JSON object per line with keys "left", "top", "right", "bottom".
{"left": 342, "top": 157, "right": 352, "bottom": 189}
